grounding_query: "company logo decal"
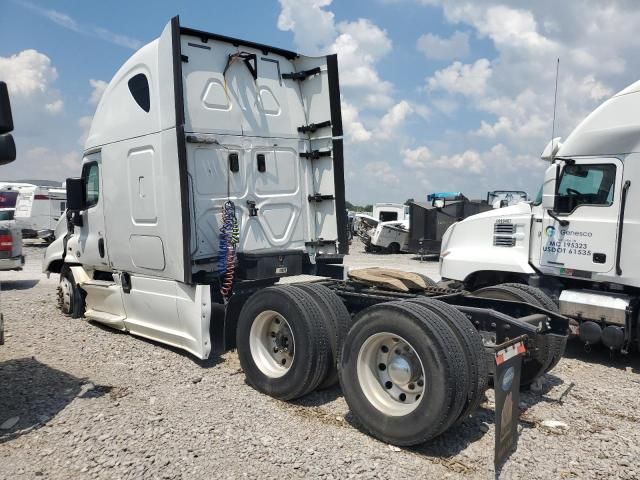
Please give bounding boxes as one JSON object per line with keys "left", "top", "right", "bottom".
{"left": 544, "top": 226, "right": 556, "bottom": 238}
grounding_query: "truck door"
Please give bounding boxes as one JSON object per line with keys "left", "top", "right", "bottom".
{"left": 540, "top": 158, "right": 622, "bottom": 274}
{"left": 77, "top": 154, "right": 109, "bottom": 269}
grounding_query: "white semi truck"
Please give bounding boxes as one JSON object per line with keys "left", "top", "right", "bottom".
{"left": 440, "top": 79, "right": 640, "bottom": 353}
{"left": 43, "top": 17, "right": 568, "bottom": 446}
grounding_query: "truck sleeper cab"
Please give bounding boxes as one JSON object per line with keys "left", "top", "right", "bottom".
{"left": 44, "top": 18, "right": 568, "bottom": 448}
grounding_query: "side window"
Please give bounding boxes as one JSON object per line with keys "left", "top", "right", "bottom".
{"left": 379, "top": 211, "right": 398, "bottom": 222}
{"left": 82, "top": 163, "right": 100, "bottom": 208}
{"left": 128, "top": 73, "right": 150, "bottom": 112}
{"left": 556, "top": 163, "right": 616, "bottom": 214}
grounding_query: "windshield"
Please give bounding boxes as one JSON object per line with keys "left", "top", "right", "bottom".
{"left": 0, "top": 210, "right": 14, "bottom": 221}
{"left": 0, "top": 191, "right": 18, "bottom": 208}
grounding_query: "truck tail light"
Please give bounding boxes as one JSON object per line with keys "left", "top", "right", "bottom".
{"left": 0, "top": 233, "right": 12, "bottom": 252}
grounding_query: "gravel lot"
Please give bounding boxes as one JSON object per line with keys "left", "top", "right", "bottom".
{"left": 1, "top": 240, "right": 640, "bottom": 479}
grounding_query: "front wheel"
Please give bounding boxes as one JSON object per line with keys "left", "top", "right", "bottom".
{"left": 58, "top": 267, "right": 85, "bottom": 318}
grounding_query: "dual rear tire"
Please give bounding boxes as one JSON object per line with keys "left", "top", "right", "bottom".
{"left": 339, "top": 299, "right": 487, "bottom": 446}
{"left": 237, "top": 285, "right": 488, "bottom": 446}
{"left": 472, "top": 283, "right": 566, "bottom": 385}
{"left": 236, "top": 284, "right": 350, "bottom": 400}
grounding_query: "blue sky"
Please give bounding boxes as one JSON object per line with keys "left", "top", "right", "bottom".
{"left": 1, "top": 0, "right": 638, "bottom": 204}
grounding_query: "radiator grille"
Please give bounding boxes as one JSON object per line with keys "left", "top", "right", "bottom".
{"left": 493, "top": 236, "right": 516, "bottom": 247}
{"left": 494, "top": 223, "right": 515, "bottom": 234}
{"left": 493, "top": 222, "right": 516, "bottom": 247}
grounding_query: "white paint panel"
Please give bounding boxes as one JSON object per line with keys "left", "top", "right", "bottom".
{"left": 128, "top": 147, "right": 158, "bottom": 224}
{"left": 181, "top": 34, "right": 306, "bottom": 138}
{"left": 261, "top": 204, "right": 298, "bottom": 241}
{"left": 121, "top": 277, "right": 211, "bottom": 359}
{"left": 254, "top": 148, "right": 298, "bottom": 196}
{"left": 193, "top": 145, "right": 246, "bottom": 197}
{"left": 130, "top": 235, "right": 166, "bottom": 270}
{"left": 202, "top": 79, "right": 231, "bottom": 110}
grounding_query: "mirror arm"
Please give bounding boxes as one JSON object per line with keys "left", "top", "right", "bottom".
{"left": 547, "top": 209, "right": 569, "bottom": 227}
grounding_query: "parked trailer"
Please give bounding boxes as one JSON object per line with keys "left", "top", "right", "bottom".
{"left": 43, "top": 18, "right": 568, "bottom": 447}
{"left": 14, "top": 184, "right": 66, "bottom": 241}
{"left": 408, "top": 194, "right": 492, "bottom": 255}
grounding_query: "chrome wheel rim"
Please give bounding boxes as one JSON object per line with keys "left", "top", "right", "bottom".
{"left": 58, "top": 275, "right": 73, "bottom": 314}
{"left": 357, "top": 333, "right": 425, "bottom": 416}
{"left": 249, "top": 310, "right": 295, "bottom": 378}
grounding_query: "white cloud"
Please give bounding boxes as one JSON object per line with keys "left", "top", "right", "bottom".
{"left": 434, "top": 148, "right": 484, "bottom": 173}
{"left": 427, "top": 58, "right": 492, "bottom": 96}
{"left": 341, "top": 99, "right": 372, "bottom": 143}
{"left": 78, "top": 116, "right": 93, "bottom": 147}
{"left": 17, "top": 1, "right": 142, "bottom": 50}
{"left": 0, "top": 49, "right": 58, "bottom": 98}
{"left": 365, "top": 161, "right": 400, "bottom": 186}
{"left": 403, "top": 146, "right": 431, "bottom": 169}
{"left": 405, "top": 145, "right": 484, "bottom": 174}
{"left": 417, "top": 31, "right": 470, "bottom": 60}
{"left": 0, "top": 49, "right": 65, "bottom": 138}
{"left": 378, "top": 101, "right": 414, "bottom": 137}
{"left": 330, "top": 19, "right": 394, "bottom": 108}
{"left": 45, "top": 99, "right": 63, "bottom": 113}
{"left": 277, "top": 0, "right": 336, "bottom": 54}
{"left": 277, "top": 1, "right": 395, "bottom": 109}
{"left": 3, "top": 146, "right": 82, "bottom": 181}
{"left": 89, "top": 79, "right": 108, "bottom": 106}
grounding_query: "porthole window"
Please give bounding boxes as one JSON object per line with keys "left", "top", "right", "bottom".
{"left": 128, "top": 73, "right": 150, "bottom": 112}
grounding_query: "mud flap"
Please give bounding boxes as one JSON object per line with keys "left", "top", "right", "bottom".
{"left": 494, "top": 336, "right": 526, "bottom": 470}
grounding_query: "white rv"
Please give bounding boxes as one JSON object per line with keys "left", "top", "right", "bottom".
{"left": 372, "top": 202, "right": 410, "bottom": 223}
{"left": 13, "top": 184, "right": 66, "bottom": 241}
{"left": 43, "top": 17, "right": 568, "bottom": 447}
{"left": 0, "top": 182, "right": 65, "bottom": 241}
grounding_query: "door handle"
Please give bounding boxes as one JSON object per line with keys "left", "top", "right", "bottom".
{"left": 98, "top": 237, "right": 105, "bottom": 258}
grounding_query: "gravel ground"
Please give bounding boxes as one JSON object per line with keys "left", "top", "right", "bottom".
{"left": 1, "top": 240, "right": 640, "bottom": 479}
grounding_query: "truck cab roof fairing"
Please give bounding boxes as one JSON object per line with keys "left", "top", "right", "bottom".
{"left": 558, "top": 84, "right": 640, "bottom": 158}
{"left": 85, "top": 22, "right": 177, "bottom": 150}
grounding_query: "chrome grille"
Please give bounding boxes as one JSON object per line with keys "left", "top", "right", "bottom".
{"left": 493, "top": 236, "right": 516, "bottom": 247}
{"left": 493, "top": 222, "right": 516, "bottom": 247}
{"left": 494, "top": 223, "right": 515, "bottom": 234}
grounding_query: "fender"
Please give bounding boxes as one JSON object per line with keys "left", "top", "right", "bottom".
{"left": 440, "top": 203, "right": 535, "bottom": 283}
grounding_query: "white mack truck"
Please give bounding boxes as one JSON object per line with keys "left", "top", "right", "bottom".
{"left": 440, "top": 79, "right": 640, "bottom": 353}
{"left": 44, "top": 17, "right": 568, "bottom": 446}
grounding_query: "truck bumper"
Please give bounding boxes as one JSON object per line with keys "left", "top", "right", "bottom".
{"left": 0, "top": 255, "right": 24, "bottom": 271}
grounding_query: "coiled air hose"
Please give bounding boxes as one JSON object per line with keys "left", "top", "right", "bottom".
{"left": 219, "top": 200, "right": 239, "bottom": 300}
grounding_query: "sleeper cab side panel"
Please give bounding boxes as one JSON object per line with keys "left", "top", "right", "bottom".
{"left": 101, "top": 130, "right": 185, "bottom": 281}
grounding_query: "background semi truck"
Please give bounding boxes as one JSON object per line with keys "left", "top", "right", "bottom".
{"left": 43, "top": 17, "right": 568, "bottom": 446}
{"left": 439, "top": 80, "right": 640, "bottom": 353}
